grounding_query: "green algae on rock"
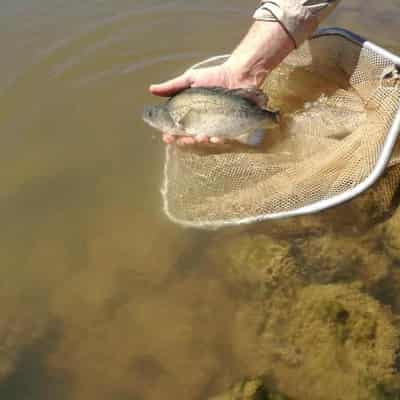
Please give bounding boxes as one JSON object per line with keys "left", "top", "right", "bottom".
{"left": 233, "top": 283, "right": 400, "bottom": 400}
{"left": 382, "top": 205, "right": 400, "bottom": 263}
{"left": 209, "top": 377, "right": 289, "bottom": 400}
{"left": 206, "top": 233, "right": 302, "bottom": 299}
{"left": 207, "top": 224, "right": 394, "bottom": 301}
{"left": 292, "top": 232, "right": 391, "bottom": 289}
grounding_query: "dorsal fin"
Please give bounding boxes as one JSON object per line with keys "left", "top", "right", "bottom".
{"left": 223, "top": 88, "right": 268, "bottom": 108}
{"left": 169, "top": 86, "right": 269, "bottom": 108}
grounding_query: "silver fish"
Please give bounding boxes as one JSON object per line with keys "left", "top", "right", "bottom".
{"left": 143, "top": 87, "right": 279, "bottom": 146}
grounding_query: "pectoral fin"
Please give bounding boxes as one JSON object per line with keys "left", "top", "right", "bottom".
{"left": 236, "top": 128, "right": 266, "bottom": 146}
{"left": 176, "top": 109, "right": 201, "bottom": 130}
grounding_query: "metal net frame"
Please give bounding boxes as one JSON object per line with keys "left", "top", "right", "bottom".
{"left": 161, "top": 28, "right": 400, "bottom": 229}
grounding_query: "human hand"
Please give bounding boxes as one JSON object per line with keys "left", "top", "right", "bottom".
{"left": 149, "top": 21, "right": 294, "bottom": 146}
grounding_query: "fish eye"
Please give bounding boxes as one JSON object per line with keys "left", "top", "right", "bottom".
{"left": 145, "top": 108, "right": 155, "bottom": 118}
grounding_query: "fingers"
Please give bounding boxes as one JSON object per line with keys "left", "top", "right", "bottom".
{"left": 209, "top": 137, "right": 225, "bottom": 144}
{"left": 162, "top": 135, "right": 197, "bottom": 145}
{"left": 194, "top": 135, "right": 209, "bottom": 144}
{"left": 150, "top": 73, "right": 192, "bottom": 97}
{"left": 162, "top": 134, "right": 175, "bottom": 144}
{"left": 177, "top": 137, "right": 197, "bottom": 146}
{"left": 162, "top": 134, "right": 224, "bottom": 146}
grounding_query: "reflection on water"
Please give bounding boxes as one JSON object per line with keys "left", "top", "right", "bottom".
{"left": 0, "top": 0, "right": 400, "bottom": 399}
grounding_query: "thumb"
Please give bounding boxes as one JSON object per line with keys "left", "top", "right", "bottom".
{"left": 149, "top": 73, "right": 192, "bottom": 97}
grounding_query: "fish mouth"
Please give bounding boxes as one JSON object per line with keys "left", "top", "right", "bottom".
{"left": 142, "top": 106, "right": 163, "bottom": 132}
{"left": 142, "top": 105, "right": 156, "bottom": 123}
{"left": 142, "top": 105, "right": 177, "bottom": 134}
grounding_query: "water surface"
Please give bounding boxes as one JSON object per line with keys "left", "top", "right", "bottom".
{"left": 1, "top": 1, "right": 400, "bottom": 399}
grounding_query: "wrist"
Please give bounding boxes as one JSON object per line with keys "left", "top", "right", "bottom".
{"left": 223, "top": 57, "right": 269, "bottom": 88}
{"left": 224, "top": 21, "right": 294, "bottom": 87}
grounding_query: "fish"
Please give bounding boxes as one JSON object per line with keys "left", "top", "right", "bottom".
{"left": 142, "top": 86, "right": 279, "bottom": 146}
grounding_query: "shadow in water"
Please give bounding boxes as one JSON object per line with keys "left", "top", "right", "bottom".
{"left": 0, "top": 321, "right": 71, "bottom": 400}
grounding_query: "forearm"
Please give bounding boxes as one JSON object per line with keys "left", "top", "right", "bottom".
{"left": 151, "top": 0, "right": 342, "bottom": 99}
{"left": 224, "top": 0, "right": 341, "bottom": 88}
{"left": 224, "top": 21, "right": 295, "bottom": 87}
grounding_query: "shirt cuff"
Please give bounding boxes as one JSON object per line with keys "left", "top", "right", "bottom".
{"left": 253, "top": 0, "right": 340, "bottom": 47}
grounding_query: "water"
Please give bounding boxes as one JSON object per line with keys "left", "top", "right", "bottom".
{"left": 0, "top": 1, "right": 400, "bottom": 399}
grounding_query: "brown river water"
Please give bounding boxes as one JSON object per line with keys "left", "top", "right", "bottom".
{"left": 0, "top": 1, "right": 400, "bottom": 399}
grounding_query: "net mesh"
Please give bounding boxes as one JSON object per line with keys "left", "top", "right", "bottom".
{"left": 162, "top": 34, "right": 400, "bottom": 228}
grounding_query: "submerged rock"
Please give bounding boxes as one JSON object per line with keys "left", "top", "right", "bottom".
{"left": 207, "top": 227, "right": 393, "bottom": 301}
{"left": 209, "top": 378, "right": 267, "bottom": 400}
{"left": 206, "top": 233, "right": 302, "bottom": 299}
{"left": 233, "top": 283, "right": 400, "bottom": 400}
{"left": 209, "top": 377, "right": 289, "bottom": 400}
{"left": 292, "top": 231, "right": 391, "bottom": 289}
{"left": 382, "top": 206, "right": 400, "bottom": 262}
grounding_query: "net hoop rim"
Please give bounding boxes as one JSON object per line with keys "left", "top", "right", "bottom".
{"left": 162, "top": 27, "right": 400, "bottom": 229}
